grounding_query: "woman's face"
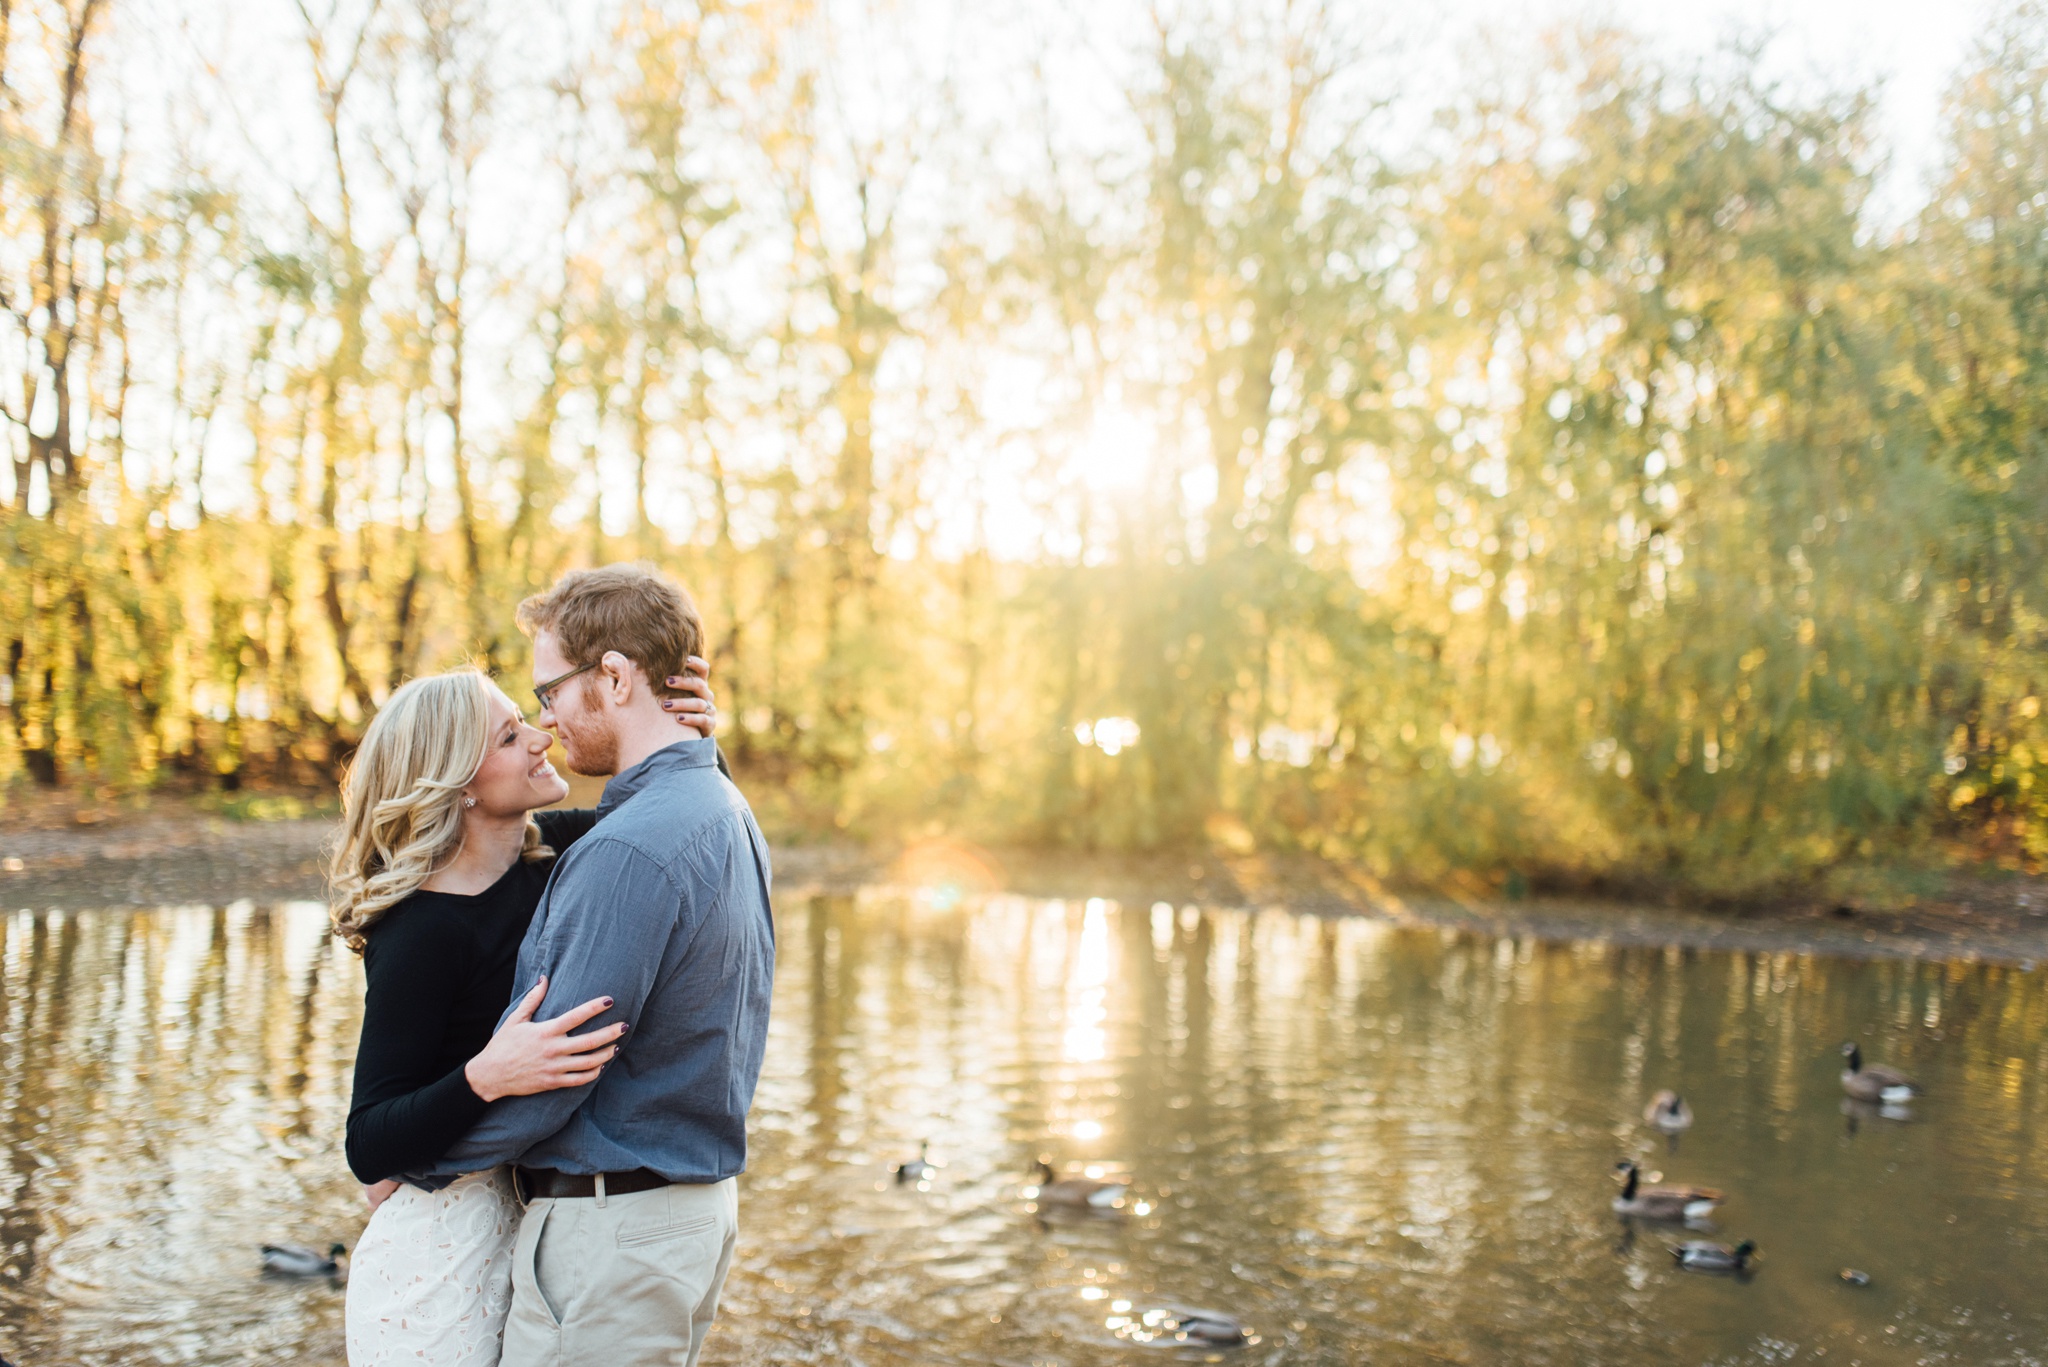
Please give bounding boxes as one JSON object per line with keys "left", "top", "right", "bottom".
{"left": 466, "top": 687, "right": 571, "bottom": 816}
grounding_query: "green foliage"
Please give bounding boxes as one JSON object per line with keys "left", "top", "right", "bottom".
{"left": 4, "top": 1, "right": 2047, "bottom": 895}
{"left": 201, "top": 791, "right": 337, "bottom": 823}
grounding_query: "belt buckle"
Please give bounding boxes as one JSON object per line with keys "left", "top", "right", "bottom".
{"left": 511, "top": 1166, "right": 530, "bottom": 1206}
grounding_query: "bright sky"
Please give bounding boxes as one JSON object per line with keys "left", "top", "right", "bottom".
{"left": 1439, "top": 0, "right": 1989, "bottom": 220}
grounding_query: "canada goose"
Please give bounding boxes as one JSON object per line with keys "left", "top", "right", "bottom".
{"left": 1030, "top": 1158, "right": 1129, "bottom": 1209}
{"left": 1611, "top": 1160, "right": 1723, "bottom": 1221}
{"left": 260, "top": 1242, "right": 345, "bottom": 1276}
{"left": 1644, "top": 1091, "right": 1694, "bottom": 1133}
{"left": 894, "top": 1141, "right": 935, "bottom": 1185}
{"left": 1840, "top": 1043, "right": 1919, "bottom": 1104}
{"left": 1671, "top": 1238, "right": 1756, "bottom": 1272}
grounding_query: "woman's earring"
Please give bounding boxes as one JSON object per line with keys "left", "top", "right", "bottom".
{"left": 464, "top": 797, "right": 477, "bottom": 809}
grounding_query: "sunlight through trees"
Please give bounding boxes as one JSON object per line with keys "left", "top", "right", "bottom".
{"left": 3, "top": 0, "right": 2044, "bottom": 892}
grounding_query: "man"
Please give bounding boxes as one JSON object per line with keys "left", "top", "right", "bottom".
{"left": 422, "top": 563, "right": 776, "bottom": 1366}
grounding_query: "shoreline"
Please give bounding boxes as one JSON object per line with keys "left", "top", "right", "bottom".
{"left": 2, "top": 810, "right": 2045, "bottom": 967}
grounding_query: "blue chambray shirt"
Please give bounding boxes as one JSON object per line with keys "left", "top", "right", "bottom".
{"left": 421, "top": 737, "right": 775, "bottom": 1184}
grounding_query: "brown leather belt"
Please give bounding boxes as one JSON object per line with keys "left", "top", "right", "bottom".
{"left": 513, "top": 1165, "right": 673, "bottom": 1203}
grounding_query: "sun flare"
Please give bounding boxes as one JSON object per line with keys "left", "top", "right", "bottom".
{"left": 1073, "top": 406, "right": 1158, "bottom": 492}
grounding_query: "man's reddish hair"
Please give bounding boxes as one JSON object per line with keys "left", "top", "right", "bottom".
{"left": 516, "top": 563, "right": 703, "bottom": 696}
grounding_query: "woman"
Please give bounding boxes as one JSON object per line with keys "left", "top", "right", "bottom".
{"left": 331, "top": 662, "right": 717, "bottom": 1366}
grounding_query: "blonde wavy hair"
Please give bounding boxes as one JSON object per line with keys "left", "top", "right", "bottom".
{"left": 328, "top": 668, "right": 551, "bottom": 953}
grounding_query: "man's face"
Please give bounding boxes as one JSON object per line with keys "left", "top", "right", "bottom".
{"left": 532, "top": 631, "right": 620, "bottom": 777}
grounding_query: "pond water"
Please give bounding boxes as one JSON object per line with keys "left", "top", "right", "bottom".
{"left": 0, "top": 893, "right": 2044, "bottom": 1366}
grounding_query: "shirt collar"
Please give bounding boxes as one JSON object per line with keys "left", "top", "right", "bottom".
{"left": 597, "top": 738, "right": 719, "bottom": 816}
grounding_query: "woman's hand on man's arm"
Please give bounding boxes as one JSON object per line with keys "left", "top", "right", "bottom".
{"left": 462, "top": 977, "right": 625, "bottom": 1103}
{"left": 431, "top": 843, "right": 674, "bottom": 1178}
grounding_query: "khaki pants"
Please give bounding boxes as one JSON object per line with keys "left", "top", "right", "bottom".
{"left": 500, "top": 1177, "right": 738, "bottom": 1367}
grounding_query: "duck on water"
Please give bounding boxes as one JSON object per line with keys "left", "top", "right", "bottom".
{"left": 894, "top": 1141, "right": 935, "bottom": 1185}
{"left": 1106, "top": 1305, "right": 1252, "bottom": 1348}
{"left": 1840, "top": 1042, "right": 1920, "bottom": 1105}
{"left": 260, "top": 1242, "right": 346, "bottom": 1277}
{"left": 1029, "top": 1158, "right": 1130, "bottom": 1210}
{"left": 1644, "top": 1090, "right": 1694, "bottom": 1134}
{"left": 1611, "top": 1160, "right": 1724, "bottom": 1222}
{"left": 1671, "top": 1239, "right": 1757, "bottom": 1273}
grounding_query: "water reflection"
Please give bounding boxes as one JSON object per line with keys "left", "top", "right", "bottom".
{"left": 0, "top": 903, "right": 362, "bottom": 1364}
{"left": 0, "top": 894, "right": 2044, "bottom": 1365}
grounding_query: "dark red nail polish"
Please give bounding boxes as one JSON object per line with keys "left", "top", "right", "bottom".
{"left": 603, "top": 997, "right": 615, "bottom": 1007}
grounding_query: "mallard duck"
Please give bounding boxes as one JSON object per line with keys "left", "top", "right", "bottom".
{"left": 1644, "top": 1090, "right": 1694, "bottom": 1133}
{"left": 1030, "top": 1158, "right": 1129, "bottom": 1209}
{"left": 1670, "top": 1238, "right": 1756, "bottom": 1272}
{"left": 1839, "top": 1268, "right": 1872, "bottom": 1286}
{"left": 1611, "top": 1160, "right": 1723, "bottom": 1221}
{"left": 1153, "top": 1305, "right": 1248, "bottom": 1346}
{"left": 260, "top": 1242, "right": 345, "bottom": 1276}
{"left": 1839, "top": 1043, "right": 1919, "bottom": 1104}
{"left": 894, "top": 1141, "right": 935, "bottom": 1185}
{"left": 1109, "top": 1305, "right": 1250, "bottom": 1347}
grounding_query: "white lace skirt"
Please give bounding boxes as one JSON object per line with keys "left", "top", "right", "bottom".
{"left": 346, "top": 1167, "right": 520, "bottom": 1366}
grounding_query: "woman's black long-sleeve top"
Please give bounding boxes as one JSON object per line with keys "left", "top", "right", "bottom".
{"left": 344, "top": 808, "right": 597, "bottom": 1184}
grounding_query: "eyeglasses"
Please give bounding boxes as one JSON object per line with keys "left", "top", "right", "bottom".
{"left": 533, "top": 661, "right": 598, "bottom": 714}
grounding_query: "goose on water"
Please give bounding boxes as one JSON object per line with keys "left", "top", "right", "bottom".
{"left": 1643, "top": 1090, "right": 1694, "bottom": 1133}
{"left": 1670, "top": 1238, "right": 1756, "bottom": 1272}
{"left": 1839, "top": 1042, "right": 1920, "bottom": 1104}
{"left": 894, "top": 1141, "right": 935, "bottom": 1185}
{"left": 261, "top": 1242, "right": 346, "bottom": 1276}
{"left": 1029, "top": 1158, "right": 1129, "bottom": 1210}
{"left": 1611, "top": 1160, "right": 1723, "bottom": 1222}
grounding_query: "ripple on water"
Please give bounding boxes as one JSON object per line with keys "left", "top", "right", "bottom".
{"left": 3, "top": 897, "right": 2048, "bottom": 1366}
